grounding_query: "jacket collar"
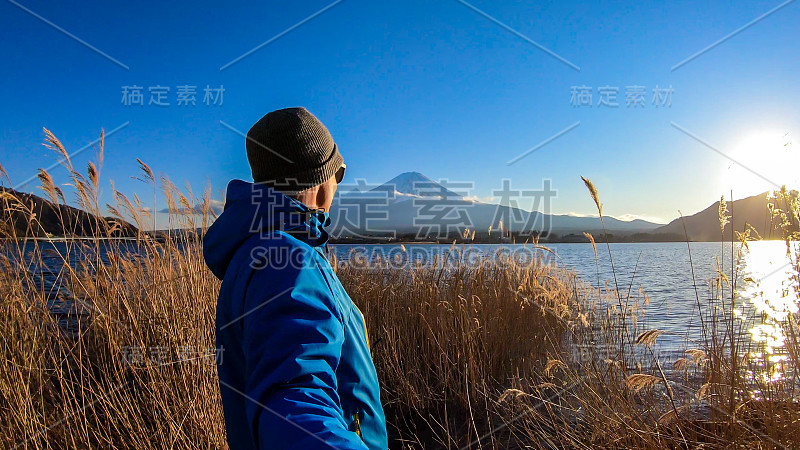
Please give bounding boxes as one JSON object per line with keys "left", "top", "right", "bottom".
{"left": 203, "top": 180, "right": 331, "bottom": 279}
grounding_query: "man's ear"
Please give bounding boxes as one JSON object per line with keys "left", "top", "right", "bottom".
{"left": 315, "top": 177, "right": 337, "bottom": 212}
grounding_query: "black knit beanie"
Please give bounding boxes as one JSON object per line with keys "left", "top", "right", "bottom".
{"left": 246, "top": 107, "right": 343, "bottom": 192}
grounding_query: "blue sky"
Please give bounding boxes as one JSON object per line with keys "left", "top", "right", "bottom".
{"left": 1, "top": 0, "right": 799, "bottom": 224}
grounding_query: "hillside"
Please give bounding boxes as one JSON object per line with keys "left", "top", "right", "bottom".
{"left": 329, "top": 171, "right": 662, "bottom": 239}
{"left": 655, "top": 190, "right": 797, "bottom": 241}
{"left": 0, "top": 187, "right": 138, "bottom": 238}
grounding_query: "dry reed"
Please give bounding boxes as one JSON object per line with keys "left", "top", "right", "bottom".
{"left": 0, "top": 131, "right": 798, "bottom": 449}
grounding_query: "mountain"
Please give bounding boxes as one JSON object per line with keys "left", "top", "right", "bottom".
{"left": 329, "top": 172, "right": 661, "bottom": 240}
{"left": 0, "top": 187, "right": 138, "bottom": 238}
{"left": 369, "top": 171, "right": 464, "bottom": 202}
{"left": 655, "top": 191, "right": 797, "bottom": 241}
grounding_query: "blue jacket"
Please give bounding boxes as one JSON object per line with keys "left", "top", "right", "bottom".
{"left": 203, "top": 180, "right": 388, "bottom": 450}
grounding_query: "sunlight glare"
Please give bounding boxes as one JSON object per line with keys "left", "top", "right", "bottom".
{"left": 724, "top": 130, "right": 798, "bottom": 195}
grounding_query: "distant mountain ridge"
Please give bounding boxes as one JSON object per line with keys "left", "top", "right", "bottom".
{"left": 7, "top": 172, "right": 784, "bottom": 242}
{"left": 655, "top": 190, "right": 797, "bottom": 241}
{"left": 368, "top": 171, "right": 464, "bottom": 201}
{"left": 330, "top": 171, "right": 662, "bottom": 239}
{"left": 0, "top": 187, "right": 137, "bottom": 238}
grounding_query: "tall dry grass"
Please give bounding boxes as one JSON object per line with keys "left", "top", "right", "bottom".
{"left": 1, "top": 132, "right": 225, "bottom": 449}
{"left": 336, "top": 246, "right": 586, "bottom": 448}
{"left": 0, "top": 131, "right": 798, "bottom": 449}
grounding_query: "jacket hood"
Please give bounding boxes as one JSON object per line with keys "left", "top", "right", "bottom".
{"left": 203, "top": 179, "right": 330, "bottom": 279}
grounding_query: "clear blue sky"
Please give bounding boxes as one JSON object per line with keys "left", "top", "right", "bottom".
{"left": 1, "top": 0, "right": 799, "bottom": 224}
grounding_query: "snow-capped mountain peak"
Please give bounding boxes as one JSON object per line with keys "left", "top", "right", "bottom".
{"left": 370, "top": 171, "right": 463, "bottom": 200}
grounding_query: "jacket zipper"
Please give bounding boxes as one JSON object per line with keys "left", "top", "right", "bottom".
{"left": 353, "top": 410, "right": 363, "bottom": 440}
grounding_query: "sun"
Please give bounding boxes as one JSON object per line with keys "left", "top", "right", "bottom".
{"left": 722, "top": 130, "right": 798, "bottom": 196}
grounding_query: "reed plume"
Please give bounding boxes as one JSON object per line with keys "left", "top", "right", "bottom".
{"left": 581, "top": 176, "right": 602, "bottom": 215}
{"left": 583, "top": 231, "right": 597, "bottom": 258}
{"left": 1, "top": 129, "right": 798, "bottom": 449}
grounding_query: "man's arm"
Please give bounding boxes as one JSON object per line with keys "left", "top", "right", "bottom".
{"left": 241, "top": 248, "right": 367, "bottom": 450}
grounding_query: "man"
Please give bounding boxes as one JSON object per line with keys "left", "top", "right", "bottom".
{"left": 203, "top": 107, "right": 388, "bottom": 449}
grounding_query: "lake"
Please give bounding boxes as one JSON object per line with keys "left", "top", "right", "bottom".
{"left": 331, "top": 241, "right": 799, "bottom": 379}
{"left": 15, "top": 239, "right": 799, "bottom": 382}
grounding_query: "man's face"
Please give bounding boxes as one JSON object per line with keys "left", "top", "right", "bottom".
{"left": 318, "top": 174, "right": 339, "bottom": 213}
{"left": 318, "top": 163, "right": 344, "bottom": 212}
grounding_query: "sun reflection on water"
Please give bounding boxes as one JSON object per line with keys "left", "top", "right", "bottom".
{"left": 738, "top": 240, "right": 799, "bottom": 392}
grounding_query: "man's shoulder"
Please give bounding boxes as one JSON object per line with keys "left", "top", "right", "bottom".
{"left": 241, "top": 231, "right": 345, "bottom": 321}
{"left": 245, "top": 229, "right": 324, "bottom": 254}
{"left": 244, "top": 230, "right": 328, "bottom": 272}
